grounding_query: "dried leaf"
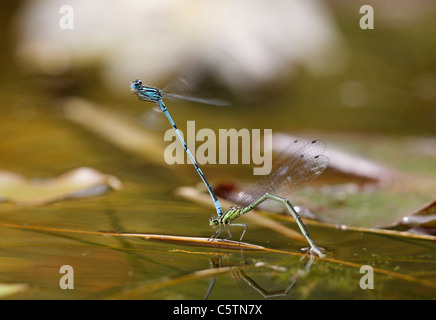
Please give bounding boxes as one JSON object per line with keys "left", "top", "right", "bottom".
{"left": 393, "top": 200, "right": 436, "bottom": 235}
{"left": 0, "top": 283, "right": 28, "bottom": 298}
{"left": 0, "top": 167, "right": 122, "bottom": 205}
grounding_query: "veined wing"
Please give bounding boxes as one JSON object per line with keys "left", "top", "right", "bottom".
{"left": 236, "top": 140, "right": 329, "bottom": 208}
{"left": 163, "top": 92, "right": 230, "bottom": 106}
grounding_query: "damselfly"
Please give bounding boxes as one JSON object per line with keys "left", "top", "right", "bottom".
{"left": 209, "top": 139, "right": 329, "bottom": 257}
{"left": 130, "top": 79, "right": 225, "bottom": 216}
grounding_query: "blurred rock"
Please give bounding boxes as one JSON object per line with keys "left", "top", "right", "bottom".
{"left": 15, "top": 0, "right": 346, "bottom": 93}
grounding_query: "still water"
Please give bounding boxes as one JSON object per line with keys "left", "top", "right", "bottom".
{"left": 1, "top": 1, "right": 436, "bottom": 300}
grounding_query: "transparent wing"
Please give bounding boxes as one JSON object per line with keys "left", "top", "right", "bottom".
{"left": 236, "top": 140, "right": 329, "bottom": 207}
{"left": 138, "top": 106, "right": 167, "bottom": 131}
{"left": 162, "top": 92, "right": 230, "bottom": 106}
{"left": 162, "top": 74, "right": 230, "bottom": 106}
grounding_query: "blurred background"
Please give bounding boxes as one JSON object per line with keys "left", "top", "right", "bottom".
{"left": 3, "top": 0, "right": 436, "bottom": 136}
{"left": 1, "top": 0, "right": 436, "bottom": 299}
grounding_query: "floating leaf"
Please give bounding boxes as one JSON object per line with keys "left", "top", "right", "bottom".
{"left": 393, "top": 200, "right": 436, "bottom": 235}
{"left": 177, "top": 186, "right": 436, "bottom": 242}
{"left": 211, "top": 133, "right": 436, "bottom": 230}
{"left": 0, "top": 167, "right": 122, "bottom": 205}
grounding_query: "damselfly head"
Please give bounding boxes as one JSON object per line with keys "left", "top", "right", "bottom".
{"left": 130, "top": 79, "right": 143, "bottom": 91}
{"left": 209, "top": 217, "right": 219, "bottom": 226}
